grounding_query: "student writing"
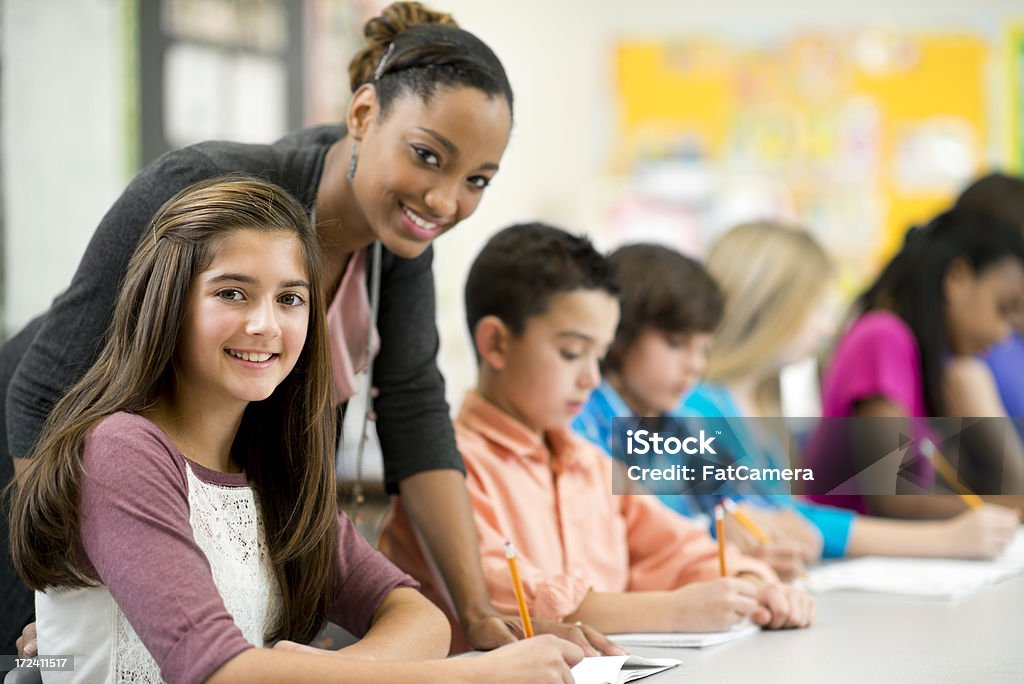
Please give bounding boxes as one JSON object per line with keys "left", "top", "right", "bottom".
{"left": 805, "top": 208, "right": 1024, "bottom": 519}
{"left": 380, "top": 224, "right": 814, "bottom": 635}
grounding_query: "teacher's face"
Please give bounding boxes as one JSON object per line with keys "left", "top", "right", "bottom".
{"left": 349, "top": 85, "right": 512, "bottom": 259}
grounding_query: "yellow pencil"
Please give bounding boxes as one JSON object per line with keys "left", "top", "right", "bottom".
{"left": 503, "top": 539, "right": 534, "bottom": 638}
{"left": 721, "top": 497, "right": 770, "bottom": 544}
{"left": 715, "top": 505, "right": 727, "bottom": 577}
{"left": 722, "top": 497, "right": 810, "bottom": 582}
{"left": 919, "top": 439, "right": 983, "bottom": 509}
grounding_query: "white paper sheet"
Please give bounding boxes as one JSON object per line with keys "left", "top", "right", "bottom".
{"left": 806, "top": 529, "right": 1024, "bottom": 599}
{"left": 571, "top": 655, "right": 682, "bottom": 684}
{"left": 610, "top": 620, "right": 759, "bottom": 648}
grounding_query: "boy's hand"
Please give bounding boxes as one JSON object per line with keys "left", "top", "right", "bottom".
{"left": 742, "top": 541, "right": 808, "bottom": 582}
{"left": 723, "top": 509, "right": 811, "bottom": 582}
{"left": 739, "top": 506, "right": 822, "bottom": 563}
{"left": 750, "top": 583, "right": 815, "bottom": 629}
{"left": 667, "top": 578, "right": 761, "bottom": 632}
{"left": 769, "top": 509, "right": 824, "bottom": 563}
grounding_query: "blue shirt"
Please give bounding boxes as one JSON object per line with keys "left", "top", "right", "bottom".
{"left": 574, "top": 380, "right": 855, "bottom": 557}
{"left": 680, "top": 383, "right": 854, "bottom": 558}
{"left": 573, "top": 381, "right": 712, "bottom": 521}
{"left": 983, "top": 332, "right": 1024, "bottom": 419}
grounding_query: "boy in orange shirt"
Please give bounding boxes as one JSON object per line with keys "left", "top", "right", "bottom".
{"left": 379, "top": 224, "right": 814, "bottom": 648}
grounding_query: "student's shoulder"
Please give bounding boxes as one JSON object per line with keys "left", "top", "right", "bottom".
{"left": 84, "top": 413, "right": 184, "bottom": 482}
{"left": 840, "top": 310, "right": 917, "bottom": 357}
{"left": 90, "top": 411, "right": 167, "bottom": 441}
{"left": 847, "top": 310, "right": 913, "bottom": 342}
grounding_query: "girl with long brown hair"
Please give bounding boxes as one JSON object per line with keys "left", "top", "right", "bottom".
{"left": 8, "top": 176, "right": 581, "bottom": 683}
{"left": 1, "top": 0, "right": 610, "bottom": 659}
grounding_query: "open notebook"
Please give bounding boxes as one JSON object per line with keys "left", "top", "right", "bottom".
{"left": 570, "top": 655, "right": 681, "bottom": 684}
{"left": 806, "top": 529, "right": 1024, "bottom": 600}
{"left": 609, "top": 620, "right": 759, "bottom": 648}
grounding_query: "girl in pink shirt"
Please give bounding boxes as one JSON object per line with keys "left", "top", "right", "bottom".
{"left": 807, "top": 207, "right": 1024, "bottom": 522}
{"left": 8, "top": 178, "right": 580, "bottom": 684}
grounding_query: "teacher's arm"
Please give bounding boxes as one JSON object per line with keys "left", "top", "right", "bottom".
{"left": 369, "top": 247, "right": 511, "bottom": 647}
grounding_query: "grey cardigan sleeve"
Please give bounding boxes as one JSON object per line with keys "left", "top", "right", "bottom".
{"left": 6, "top": 149, "right": 216, "bottom": 456}
{"left": 371, "top": 247, "right": 464, "bottom": 493}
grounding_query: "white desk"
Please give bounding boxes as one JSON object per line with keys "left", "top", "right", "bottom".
{"left": 626, "top": 574, "right": 1024, "bottom": 683}
{"left": 9, "top": 578, "right": 1019, "bottom": 684}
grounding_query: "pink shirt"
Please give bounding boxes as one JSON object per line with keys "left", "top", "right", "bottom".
{"left": 379, "top": 391, "right": 773, "bottom": 649}
{"left": 326, "top": 248, "right": 380, "bottom": 404}
{"left": 821, "top": 310, "right": 927, "bottom": 418}
{"left": 807, "top": 311, "right": 933, "bottom": 513}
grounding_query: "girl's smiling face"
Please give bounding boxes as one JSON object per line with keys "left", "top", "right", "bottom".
{"left": 348, "top": 85, "right": 512, "bottom": 259}
{"left": 174, "top": 229, "right": 311, "bottom": 412}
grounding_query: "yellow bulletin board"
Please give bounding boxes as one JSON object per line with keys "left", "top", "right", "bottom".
{"left": 614, "top": 31, "right": 991, "bottom": 269}
{"left": 1009, "top": 24, "right": 1024, "bottom": 173}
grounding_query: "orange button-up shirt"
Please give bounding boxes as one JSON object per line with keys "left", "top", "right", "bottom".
{"left": 378, "top": 390, "right": 774, "bottom": 647}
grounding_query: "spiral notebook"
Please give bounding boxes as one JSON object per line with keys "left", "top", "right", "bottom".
{"left": 570, "top": 655, "right": 682, "bottom": 684}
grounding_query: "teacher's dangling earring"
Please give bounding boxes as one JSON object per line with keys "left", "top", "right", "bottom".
{"left": 347, "top": 141, "right": 359, "bottom": 181}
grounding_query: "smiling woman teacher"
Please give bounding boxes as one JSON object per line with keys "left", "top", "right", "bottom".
{"left": 0, "top": 1, "right": 606, "bottom": 658}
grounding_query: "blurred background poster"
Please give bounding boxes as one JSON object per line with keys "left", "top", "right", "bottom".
{"left": 608, "top": 30, "right": 989, "bottom": 282}
{"left": 1010, "top": 22, "right": 1024, "bottom": 173}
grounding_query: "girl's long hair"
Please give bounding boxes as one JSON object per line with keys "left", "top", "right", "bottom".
{"left": 704, "top": 221, "right": 834, "bottom": 414}
{"left": 8, "top": 175, "right": 338, "bottom": 643}
{"left": 856, "top": 207, "right": 1024, "bottom": 416}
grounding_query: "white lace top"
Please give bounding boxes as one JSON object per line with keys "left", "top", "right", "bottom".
{"left": 36, "top": 412, "right": 414, "bottom": 684}
{"left": 39, "top": 461, "right": 281, "bottom": 684}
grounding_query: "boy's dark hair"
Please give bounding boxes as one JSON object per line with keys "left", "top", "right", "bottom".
{"left": 603, "top": 244, "right": 723, "bottom": 373}
{"left": 465, "top": 223, "right": 618, "bottom": 343}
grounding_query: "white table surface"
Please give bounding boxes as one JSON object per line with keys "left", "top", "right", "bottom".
{"left": 621, "top": 574, "right": 1024, "bottom": 683}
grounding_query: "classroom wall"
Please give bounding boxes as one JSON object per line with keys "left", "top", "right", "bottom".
{"left": 2, "top": 0, "right": 131, "bottom": 334}
{"left": 426, "top": 0, "right": 1024, "bottom": 409}
{"left": 3, "top": 0, "right": 1022, "bottom": 411}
